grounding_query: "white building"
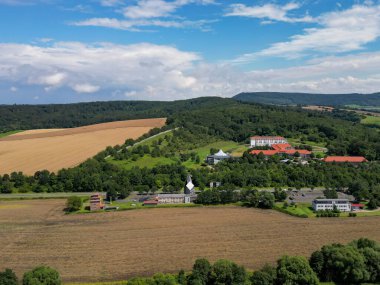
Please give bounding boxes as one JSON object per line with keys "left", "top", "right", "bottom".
{"left": 206, "top": 149, "right": 231, "bottom": 165}
{"left": 156, "top": 194, "right": 196, "bottom": 204}
{"left": 250, "top": 136, "right": 287, "bottom": 147}
{"left": 312, "top": 199, "right": 351, "bottom": 212}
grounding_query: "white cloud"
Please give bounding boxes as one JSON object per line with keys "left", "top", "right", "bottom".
{"left": 72, "top": 17, "right": 216, "bottom": 31}
{"left": 122, "top": 0, "right": 217, "bottom": 19}
{"left": 1, "top": 41, "right": 380, "bottom": 102}
{"left": 225, "top": 2, "right": 314, "bottom": 23}
{"left": 100, "top": 0, "right": 123, "bottom": 7}
{"left": 73, "top": 0, "right": 217, "bottom": 31}
{"left": 0, "top": 42, "right": 200, "bottom": 99}
{"left": 72, "top": 83, "right": 100, "bottom": 93}
{"left": 234, "top": 3, "right": 380, "bottom": 62}
{"left": 10, "top": 86, "right": 17, "bottom": 92}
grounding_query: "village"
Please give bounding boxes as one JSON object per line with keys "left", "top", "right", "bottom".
{"left": 86, "top": 135, "right": 372, "bottom": 217}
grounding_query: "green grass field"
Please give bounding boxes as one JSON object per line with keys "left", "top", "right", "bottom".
{"left": 361, "top": 115, "right": 380, "bottom": 126}
{"left": 287, "top": 138, "right": 327, "bottom": 152}
{"left": 110, "top": 140, "right": 247, "bottom": 170}
{"left": 110, "top": 155, "right": 178, "bottom": 170}
{"left": 275, "top": 202, "right": 315, "bottom": 218}
{"left": 0, "top": 130, "right": 22, "bottom": 138}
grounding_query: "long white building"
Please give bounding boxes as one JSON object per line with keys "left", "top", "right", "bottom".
{"left": 312, "top": 199, "right": 351, "bottom": 212}
{"left": 250, "top": 136, "right": 287, "bottom": 147}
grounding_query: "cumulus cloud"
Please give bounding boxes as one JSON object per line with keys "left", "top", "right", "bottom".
{"left": 0, "top": 41, "right": 200, "bottom": 99}
{"left": 225, "top": 2, "right": 314, "bottom": 23}
{"left": 233, "top": 3, "right": 380, "bottom": 62}
{"left": 1, "top": 41, "right": 380, "bottom": 103}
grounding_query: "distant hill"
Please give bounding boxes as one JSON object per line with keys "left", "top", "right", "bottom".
{"left": 233, "top": 92, "right": 380, "bottom": 107}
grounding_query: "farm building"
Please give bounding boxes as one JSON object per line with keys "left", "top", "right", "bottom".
{"left": 351, "top": 203, "right": 365, "bottom": 211}
{"left": 90, "top": 193, "right": 105, "bottom": 211}
{"left": 323, "top": 156, "right": 367, "bottom": 163}
{"left": 250, "top": 143, "right": 311, "bottom": 158}
{"left": 143, "top": 200, "right": 158, "bottom": 206}
{"left": 250, "top": 136, "right": 287, "bottom": 147}
{"left": 206, "top": 149, "right": 231, "bottom": 165}
{"left": 157, "top": 194, "right": 196, "bottom": 204}
{"left": 312, "top": 199, "right": 351, "bottom": 212}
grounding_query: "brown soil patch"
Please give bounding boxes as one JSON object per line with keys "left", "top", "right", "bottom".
{"left": 0, "top": 118, "right": 166, "bottom": 175}
{"left": 0, "top": 200, "right": 379, "bottom": 282}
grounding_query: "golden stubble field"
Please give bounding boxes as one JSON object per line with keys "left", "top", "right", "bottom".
{"left": 0, "top": 200, "right": 379, "bottom": 283}
{"left": 0, "top": 118, "right": 166, "bottom": 175}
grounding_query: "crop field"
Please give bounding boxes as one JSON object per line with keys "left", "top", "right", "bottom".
{"left": 0, "top": 118, "right": 166, "bottom": 175}
{"left": 0, "top": 200, "right": 379, "bottom": 283}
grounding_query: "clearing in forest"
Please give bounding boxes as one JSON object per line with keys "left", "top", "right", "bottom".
{"left": 0, "top": 118, "right": 166, "bottom": 175}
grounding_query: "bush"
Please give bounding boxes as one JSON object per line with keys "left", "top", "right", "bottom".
{"left": 23, "top": 266, "right": 61, "bottom": 285}
{"left": 349, "top": 212, "right": 357, "bottom": 217}
{"left": 65, "top": 196, "right": 83, "bottom": 212}
{"left": 0, "top": 269, "right": 18, "bottom": 285}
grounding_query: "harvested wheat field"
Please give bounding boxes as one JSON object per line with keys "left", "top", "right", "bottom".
{"left": 0, "top": 118, "right": 166, "bottom": 175}
{"left": 0, "top": 200, "right": 379, "bottom": 283}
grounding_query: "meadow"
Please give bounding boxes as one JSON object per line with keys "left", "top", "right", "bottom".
{"left": 0, "top": 199, "right": 379, "bottom": 283}
{"left": 0, "top": 118, "right": 166, "bottom": 175}
{"left": 361, "top": 115, "right": 380, "bottom": 126}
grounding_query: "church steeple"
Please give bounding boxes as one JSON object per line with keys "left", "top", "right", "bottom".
{"left": 184, "top": 174, "right": 195, "bottom": 195}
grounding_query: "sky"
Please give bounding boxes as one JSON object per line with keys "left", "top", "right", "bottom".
{"left": 0, "top": 0, "right": 380, "bottom": 103}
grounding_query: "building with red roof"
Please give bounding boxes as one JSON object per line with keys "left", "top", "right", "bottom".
{"left": 323, "top": 156, "right": 367, "bottom": 163}
{"left": 250, "top": 144, "right": 311, "bottom": 158}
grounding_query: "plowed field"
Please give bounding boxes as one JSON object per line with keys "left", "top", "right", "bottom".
{"left": 0, "top": 118, "right": 166, "bottom": 174}
{"left": 0, "top": 200, "right": 379, "bottom": 282}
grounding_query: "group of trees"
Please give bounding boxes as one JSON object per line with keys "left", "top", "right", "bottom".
{"left": 0, "top": 266, "right": 60, "bottom": 285}
{"left": 310, "top": 238, "right": 380, "bottom": 284}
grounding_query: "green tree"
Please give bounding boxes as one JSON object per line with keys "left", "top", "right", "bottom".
{"left": 276, "top": 256, "right": 319, "bottom": 285}
{"left": 250, "top": 264, "right": 276, "bottom": 285}
{"left": 258, "top": 192, "right": 275, "bottom": 209}
{"left": 0, "top": 269, "right": 18, "bottom": 285}
{"left": 177, "top": 270, "right": 186, "bottom": 285}
{"left": 188, "top": 258, "right": 211, "bottom": 285}
{"left": 209, "top": 259, "right": 247, "bottom": 285}
{"left": 65, "top": 196, "right": 83, "bottom": 212}
{"left": 312, "top": 244, "right": 369, "bottom": 284}
{"left": 23, "top": 266, "right": 61, "bottom": 285}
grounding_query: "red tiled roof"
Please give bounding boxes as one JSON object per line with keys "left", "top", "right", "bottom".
{"left": 283, "top": 149, "right": 312, "bottom": 155}
{"left": 250, "top": 150, "right": 279, "bottom": 156}
{"left": 250, "top": 136, "right": 285, "bottom": 140}
{"left": 351, "top": 203, "right": 365, "bottom": 207}
{"left": 272, "top": 143, "right": 293, "bottom": 150}
{"left": 143, "top": 200, "right": 158, "bottom": 205}
{"left": 323, "top": 156, "right": 367, "bottom": 163}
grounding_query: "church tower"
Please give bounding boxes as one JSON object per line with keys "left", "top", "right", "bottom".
{"left": 184, "top": 174, "right": 195, "bottom": 195}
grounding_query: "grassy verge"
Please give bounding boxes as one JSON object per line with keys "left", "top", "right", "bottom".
{"left": 274, "top": 202, "right": 314, "bottom": 218}
{"left": 0, "top": 130, "right": 22, "bottom": 138}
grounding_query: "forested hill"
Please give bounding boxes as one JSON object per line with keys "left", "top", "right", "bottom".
{"left": 234, "top": 92, "right": 380, "bottom": 107}
{"left": 0, "top": 97, "right": 233, "bottom": 132}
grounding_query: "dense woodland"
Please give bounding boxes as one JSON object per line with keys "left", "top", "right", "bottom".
{"left": 1, "top": 98, "right": 380, "bottom": 207}
{"left": 1, "top": 238, "right": 379, "bottom": 284}
{"left": 235, "top": 92, "right": 380, "bottom": 107}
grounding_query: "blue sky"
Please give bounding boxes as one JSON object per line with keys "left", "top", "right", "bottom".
{"left": 0, "top": 0, "right": 380, "bottom": 103}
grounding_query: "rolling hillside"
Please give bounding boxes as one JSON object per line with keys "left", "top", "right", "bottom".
{"left": 234, "top": 92, "right": 380, "bottom": 107}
